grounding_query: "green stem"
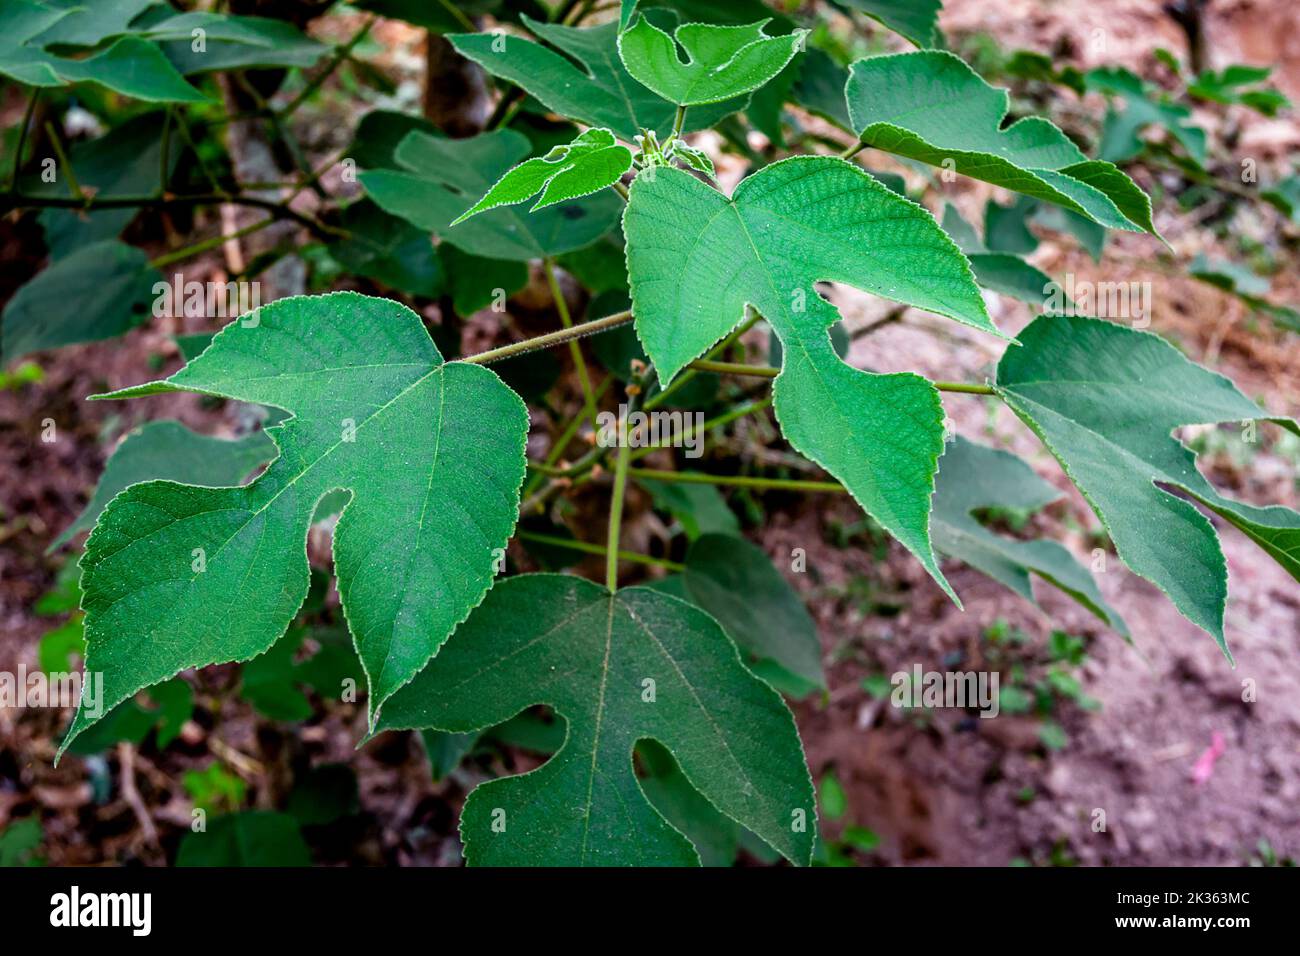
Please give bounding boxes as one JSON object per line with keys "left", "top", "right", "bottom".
{"left": 522, "top": 377, "right": 615, "bottom": 498}
{"left": 628, "top": 397, "right": 770, "bottom": 464}
{"left": 688, "top": 359, "right": 995, "bottom": 395}
{"left": 461, "top": 309, "right": 633, "bottom": 365}
{"left": 606, "top": 435, "right": 633, "bottom": 590}
{"left": 687, "top": 358, "right": 778, "bottom": 378}
{"left": 170, "top": 111, "right": 226, "bottom": 196}
{"left": 158, "top": 107, "right": 173, "bottom": 196}
{"left": 149, "top": 217, "right": 278, "bottom": 270}
{"left": 672, "top": 105, "right": 688, "bottom": 139}
{"left": 43, "top": 121, "right": 83, "bottom": 200}
{"left": 517, "top": 531, "right": 683, "bottom": 572}
{"left": 628, "top": 468, "right": 845, "bottom": 494}
{"left": 565, "top": 0, "right": 600, "bottom": 24}
{"left": 840, "top": 139, "right": 867, "bottom": 161}
{"left": 8, "top": 91, "right": 38, "bottom": 192}
{"left": 544, "top": 258, "right": 600, "bottom": 432}
{"left": 645, "top": 308, "right": 762, "bottom": 411}
{"left": 279, "top": 16, "right": 377, "bottom": 119}
{"left": 935, "top": 382, "right": 996, "bottom": 395}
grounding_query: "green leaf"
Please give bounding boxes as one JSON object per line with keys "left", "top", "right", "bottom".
{"left": 679, "top": 533, "right": 825, "bottom": 694}
{"left": 846, "top": 52, "right": 1156, "bottom": 233}
{"left": 449, "top": 17, "right": 737, "bottom": 142}
{"left": 1190, "top": 255, "right": 1300, "bottom": 333}
{"left": 438, "top": 245, "right": 529, "bottom": 316}
{"left": 184, "top": 762, "right": 247, "bottom": 814}
{"left": 637, "top": 739, "right": 739, "bottom": 867}
{"left": 624, "top": 157, "right": 999, "bottom": 600}
{"left": 157, "top": 15, "right": 325, "bottom": 73}
{"left": 1190, "top": 255, "right": 1271, "bottom": 297}
{"left": 57, "top": 292, "right": 529, "bottom": 758}
{"left": 27, "top": 0, "right": 153, "bottom": 46}
{"left": 941, "top": 204, "right": 1057, "bottom": 309}
{"left": 618, "top": 17, "right": 807, "bottom": 106}
{"left": 176, "top": 812, "right": 310, "bottom": 866}
{"left": 1, "top": 239, "right": 160, "bottom": 365}
{"left": 51, "top": 421, "right": 275, "bottom": 552}
{"left": 349, "top": 0, "right": 496, "bottom": 32}
{"left": 833, "top": 0, "right": 943, "bottom": 48}
{"left": 39, "top": 616, "right": 85, "bottom": 674}
{"left": 0, "top": 2, "right": 205, "bottom": 103}
{"left": 63, "top": 679, "right": 193, "bottom": 756}
{"left": 638, "top": 478, "right": 739, "bottom": 540}
{"left": 378, "top": 574, "right": 815, "bottom": 866}
{"left": 328, "top": 199, "right": 444, "bottom": 298}
{"left": 421, "top": 729, "right": 479, "bottom": 782}
{"left": 818, "top": 770, "right": 847, "bottom": 819}
{"left": 347, "top": 109, "right": 441, "bottom": 171}
{"left": 1262, "top": 175, "right": 1300, "bottom": 223}
{"left": 792, "top": 46, "right": 851, "bottom": 130}
{"left": 984, "top": 195, "right": 1040, "bottom": 255}
{"left": 360, "top": 129, "right": 622, "bottom": 261}
{"left": 241, "top": 626, "right": 362, "bottom": 722}
{"left": 995, "top": 314, "right": 1300, "bottom": 658}
{"left": 1034, "top": 202, "right": 1106, "bottom": 261}
{"left": 287, "top": 764, "right": 360, "bottom": 826}
{"left": 933, "top": 436, "right": 1128, "bottom": 636}
{"left": 1086, "top": 66, "right": 1206, "bottom": 166}
{"left": 1188, "top": 64, "right": 1290, "bottom": 116}
{"left": 452, "top": 128, "right": 632, "bottom": 224}
{"left": 0, "top": 818, "right": 44, "bottom": 867}
{"left": 31, "top": 113, "right": 177, "bottom": 258}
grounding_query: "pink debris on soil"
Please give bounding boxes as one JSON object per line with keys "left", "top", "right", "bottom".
{"left": 1191, "top": 732, "right": 1228, "bottom": 786}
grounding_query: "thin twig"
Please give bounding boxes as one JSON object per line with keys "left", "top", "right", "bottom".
{"left": 117, "top": 743, "right": 160, "bottom": 849}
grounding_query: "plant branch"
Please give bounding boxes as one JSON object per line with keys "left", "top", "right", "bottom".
{"left": 149, "top": 217, "right": 278, "bottom": 270}
{"left": 517, "top": 530, "right": 684, "bottom": 572}
{"left": 628, "top": 467, "right": 845, "bottom": 494}
{"left": 840, "top": 139, "right": 867, "bottom": 161}
{"left": 629, "top": 397, "right": 772, "bottom": 464}
{"left": 687, "top": 359, "right": 996, "bottom": 395}
{"left": 7, "top": 91, "right": 38, "bottom": 192}
{"left": 935, "top": 381, "right": 996, "bottom": 395}
{"left": 43, "top": 121, "right": 84, "bottom": 200}
{"left": 606, "top": 427, "right": 633, "bottom": 590}
{"left": 461, "top": 310, "right": 633, "bottom": 365}
{"left": 645, "top": 308, "right": 762, "bottom": 410}
{"left": 279, "top": 16, "right": 377, "bottom": 119}
{"left": 687, "top": 358, "right": 778, "bottom": 378}
{"left": 544, "top": 258, "right": 600, "bottom": 431}
{"left": 0, "top": 190, "right": 348, "bottom": 240}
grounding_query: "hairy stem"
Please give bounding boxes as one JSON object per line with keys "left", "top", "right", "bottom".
{"left": 688, "top": 359, "right": 996, "bottom": 395}
{"left": 606, "top": 436, "right": 633, "bottom": 590}
{"left": 628, "top": 398, "right": 771, "bottom": 464}
{"left": 687, "top": 358, "right": 778, "bottom": 378}
{"left": 461, "top": 310, "right": 633, "bottom": 365}
{"left": 149, "top": 217, "right": 278, "bottom": 270}
{"left": 628, "top": 468, "right": 844, "bottom": 494}
{"left": 517, "top": 530, "right": 684, "bottom": 572}
{"left": 544, "top": 258, "right": 600, "bottom": 432}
